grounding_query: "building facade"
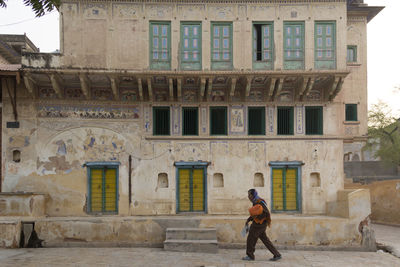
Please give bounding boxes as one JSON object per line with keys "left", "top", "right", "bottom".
{"left": 1, "top": 0, "right": 382, "bottom": 219}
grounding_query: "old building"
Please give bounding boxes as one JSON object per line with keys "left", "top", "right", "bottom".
{"left": 0, "top": 0, "right": 383, "bottom": 247}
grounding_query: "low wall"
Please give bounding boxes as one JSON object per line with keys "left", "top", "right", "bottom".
{"left": 0, "top": 221, "right": 21, "bottom": 248}
{"left": 0, "top": 215, "right": 361, "bottom": 248}
{"left": 326, "top": 189, "right": 371, "bottom": 223}
{"left": 0, "top": 193, "right": 47, "bottom": 217}
{"left": 345, "top": 180, "right": 400, "bottom": 225}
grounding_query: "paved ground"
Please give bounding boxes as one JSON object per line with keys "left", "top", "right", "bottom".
{"left": 0, "top": 247, "right": 399, "bottom": 267}
{"left": 373, "top": 223, "right": 400, "bottom": 258}
{"left": 0, "top": 223, "right": 399, "bottom": 267}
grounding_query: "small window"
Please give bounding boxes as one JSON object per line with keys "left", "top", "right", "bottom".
{"left": 153, "top": 107, "right": 170, "bottom": 135}
{"left": 248, "top": 107, "right": 265, "bottom": 135}
{"left": 183, "top": 107, "right": 198, "bottom": 135}
{"left": 305, "top": 106, "right": 323, "bottom": 135}
{"left": 277, "top": 107, "right": 294, "bottom": 135}
{"left": 345, "top": 104, "right": 358, "bottom": 121}
{"left": 347, "top": 46, "right": 357, "bottom": 63}
{"left": 315, "top": 21, "right": 336, "bottom": 70}
{"left": 210, "top": 107, "right": 227, "bottom": 135}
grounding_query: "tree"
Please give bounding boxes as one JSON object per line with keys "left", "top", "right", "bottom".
{"left": 364, "top": 101, "right": 400, "bottom": 167}
{"left": 0, "top": 0, "right": 60, "bottom": 17}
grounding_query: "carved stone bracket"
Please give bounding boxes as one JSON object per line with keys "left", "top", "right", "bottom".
{"left": 147, "top": 77, "right": 153, "bottom": 100}
{"left": 23, "top": 73, "right": 37, "bottom": 97}
{"left": 137, "top": 78, "right": 143, "bottom": 101}
{"left": 109, "top": 76, "right": 120, "bottom": 100}
{"left": 79, "top": 74, "right": 91, "bottom": 99}
{"left": 49, "top": 74, "right": 64, "bottom": 99}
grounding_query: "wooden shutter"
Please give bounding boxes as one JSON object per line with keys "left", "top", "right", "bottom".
{"left": 315, "top": 22, "right": 336, "bottom": 69}
{"left": 183, "top": 107, "right": 198, "bottom": 135}
{"left": 277, "top": 107, "right": 294, "bottom": 135}
{"left": 150, "top": 22, "right": 171, "bottom": 70}
{"left": 210, "top": 107, "right": 227, "bottom": 135}
{"left": 153, "top": 107, "right": 170, "bottom": 135}
{"left": 248, "top": 107, "right": 265, "bottom": 135}
{"left": 211, "top": 23, "right": 232, "bottom": 70}
{"left": 181, "top": 23, "right": 201, "bottom": 70}
{"left": 284, "top": 22, "right": 304, "bottom": 70}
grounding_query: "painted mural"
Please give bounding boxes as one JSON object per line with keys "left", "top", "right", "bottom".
{"left": 37, "top": 105, "right": 140, "bottom": 119}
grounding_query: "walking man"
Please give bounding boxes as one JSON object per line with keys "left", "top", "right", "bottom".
{"left": 242, "top": 189, "right": 282, "bottom": 261}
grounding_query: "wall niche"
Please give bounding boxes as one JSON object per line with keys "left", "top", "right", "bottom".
{"left": 213, "top": 173, "right": 224, "bottom": 188}
{"left": 157, "top": 173, "right": 168, "bottom": 188}
{"left": 254, "top": 173, "right": 264, "bottom": 187}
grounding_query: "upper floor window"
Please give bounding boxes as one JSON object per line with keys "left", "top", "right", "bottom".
{"left": 305, "top": 106, "right": 323, "bottom": 135}
{"left": 315, "top": 21, "right": 336, "bottom": 70}
{"left": 253, "top": 22, "right": 274, "bottom": 70}
{"left": 277, "top": 106, "right": 294, "bottom": 135}
{"left": 347, "top": 45, "right": 357, "bottom": 63}
{"left": 153, "top": 107, "right": 170, "bottom": 135}
{"left": 183, "top": 107, "right": 199, "bottom": 135}
{"left": 210, "top": 106, "right": 227, "bottom": 135}
{"left": 180, "top": 22, "right": 202, "bottom": 70}
{"left": 248, "top": 107, "right": 266, "bottom": 135}
{"left": 150, "top": 22, "right": 171, "bottom": 70}
{"left": 211, "top": 23, "right": 232, "bottom": 70}
{"left": 345, "top": 104, "right": 358, "bottom": 121}
{"left": 283, "top": 22, "right": 304, "bottom": 70}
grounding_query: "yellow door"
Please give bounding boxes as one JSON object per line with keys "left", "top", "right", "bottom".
{"left": 105, "top": 169, "right": 117, "bottom": 212}
{"left": 179, "top": 169, "right": 191, "bottom": 212}
{"left": 178, "top": 168, "right": 205, "bottom": 212}
{"left": 285, "top": 169, "right": 297, "bottom": 210}
{"left": 91, "top": 169, "right": 103, "bottom": 212}
{"left": 272, "top": 168, "right": 298, "bottom": 211}
{"left": 90, "top": 167, "right": 118, "bottom": 213}
{"left": 272, "top": 169, "right": 284, "bottom": 211}
{"left": 192, "top": 169, "right": 204, "bottom": 211}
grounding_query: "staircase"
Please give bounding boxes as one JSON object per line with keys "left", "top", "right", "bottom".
{"left": 164, "top": 228, "right": 218, "bottom": 253}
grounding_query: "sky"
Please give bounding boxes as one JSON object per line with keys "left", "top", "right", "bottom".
{"left": 0, "top": 0, "right": 398, "bottom": 116}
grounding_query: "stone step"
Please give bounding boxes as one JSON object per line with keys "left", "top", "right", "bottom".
{"left": 165, "top": 227, "right": 217, "bottom": 240}
{"left": 164, "top": 239, "right": 218, "bottom": 253}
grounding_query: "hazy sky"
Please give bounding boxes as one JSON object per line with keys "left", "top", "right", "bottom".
{"left": 0, "top": 0, "right": 398, "bottom": 116}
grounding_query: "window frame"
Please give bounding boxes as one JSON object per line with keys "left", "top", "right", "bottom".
{"left": 209, "top": 106, "right": 227, "bottom": 135}
{"left": 149, "top": 21, "right": 171, "bottom": 70}
{"left": 347, "top": 45, "right": 357, "bottom": 63}
{"left": 277, "top": 106, "right": 294, "bottom": 135}
{"left": 153, "top": 106, "right": 171, "bottom": 136}
{"left": 248, "top": 106, "right": 266, "bottom": 135}
{"left": 252, "top": 21, "right": 274, "bottom": 70}
{"left": 345, "top": 104, "right": 358, "bottom": 121}
{"left": 182, "top": 106, "right": 199, "bottom": 136}
{"left": 180, "top": 22, "right": 202, "bottom": 70}
{"left": 211, "top": 22, "right": 233, "bottom": 70}
{"left": 314, "top": 21, "right": 336, "bottom": 70}
{"left": 283, "top": 21, "right": 305, "bottom": 70}
{"left": 305, "top": 106, "right": 323, "bottom": 135}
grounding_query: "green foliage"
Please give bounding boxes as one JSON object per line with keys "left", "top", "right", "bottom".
{"left": 0, "top": 0, "right": 60, "bottom": 17}
{"left": 364, "top": 101, "right": 400, "bottom": 166}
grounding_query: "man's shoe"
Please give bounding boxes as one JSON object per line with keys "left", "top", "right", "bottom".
{"left": 242, "top": 256, "right": 255, "bottom": 261}
{"left": 269, "top": 255, "right": 282, "bottom": 261}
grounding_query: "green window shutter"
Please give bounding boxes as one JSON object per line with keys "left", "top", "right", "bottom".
{"left": 305, "top": 106, "right": 323, "bottom": 135}
{"left": 345, "top": 104, "right": 358, "bottom": 121}
{"left": 150, "top": 22, "right": 171, "bottom": 70}
{"left": 347, "top": 45, "right": 357, "bottom": 63}
{"left": 210, "top": 107, "right": 227, "bottom": 135}
{"left": 211, "top": 23, "right": 232, "bottom": 70}
{"left": 183, "top": 107, "right": 199, "bottom": 135}
{"left": 283, "top": 22, "right": 304, "bottom": 70}
{"left": 277, "top": 107, "right": 294, "bottom": 135}
{"left": 180, "top": 22, "right": 202, "bottom": 70}
{"left": 248, "top": 107, "right": 266, "bottom": 135}
{"left": 315, "top": 21, "right": 336, "bottom": 69}
{"left": 153, "top": 107, "right": 170, "bottom": 135}
{"left": 253, "top": 22, "right": 274, "bottom": 70}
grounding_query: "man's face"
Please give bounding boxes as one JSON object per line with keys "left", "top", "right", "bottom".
{"left": 248, "top": 192, "right": 254, "bottom": 201}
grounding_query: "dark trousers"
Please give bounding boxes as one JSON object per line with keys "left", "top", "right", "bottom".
{"left": 246, "top": 222, "right": 281, "bottom": 260}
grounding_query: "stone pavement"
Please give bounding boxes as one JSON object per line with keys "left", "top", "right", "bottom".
{"left": 373, "top": 223, "right": 400, "bottom": 258}
{"left": 0, "top": 247, "right": 399, "bottom": 267}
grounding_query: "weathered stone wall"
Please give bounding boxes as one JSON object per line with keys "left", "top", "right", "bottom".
{"left": 59, "top": 1, "right": 347, "bottom": 71}
{"left": 0, "top": 193, "right": 46, "bottom": 217}
{"left": 1, "top": 94, "right": 345, "bottom": 216}
{"left": 345, "top": 180, "right": 400, "bottom": 225}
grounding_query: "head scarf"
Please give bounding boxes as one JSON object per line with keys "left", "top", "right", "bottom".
{"left": 248, "top": 189, "right": 260, "bottom": 204}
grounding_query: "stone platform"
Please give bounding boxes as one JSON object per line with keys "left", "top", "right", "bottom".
{"left": 0, "top": 214, "right": 363, "bottom": 249}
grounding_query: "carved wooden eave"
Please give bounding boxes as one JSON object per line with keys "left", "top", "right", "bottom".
{"left": 21, "top": 69, "right": 350, "bottom": 103}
